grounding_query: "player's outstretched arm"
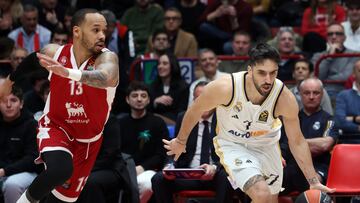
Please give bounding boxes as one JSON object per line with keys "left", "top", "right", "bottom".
{"left": 277, "top": 87, "right": 336, "bottom": 194}
{"left": 164, "top": 75, "right": 232, "bottom": 160}
{"left": 80, "top": 51, "right": 119, "bottom": 88}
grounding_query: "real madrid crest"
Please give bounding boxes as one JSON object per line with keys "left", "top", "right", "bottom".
{"left": 233, "top": 102, "right": 242, "bottom": 112}
{"left": 258, "top": 110, "right": 269, "bottom": 122}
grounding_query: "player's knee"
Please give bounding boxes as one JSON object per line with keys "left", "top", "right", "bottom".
{"left": 251, "top": 186, "right": 272, "bottom": 203}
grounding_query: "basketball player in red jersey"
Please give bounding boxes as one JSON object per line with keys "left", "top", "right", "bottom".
{"left": 15, "top": 9, "right": 119, "bottom": 203}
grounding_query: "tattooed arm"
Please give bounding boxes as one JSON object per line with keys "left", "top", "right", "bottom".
{"left": 80, "top": 51, "right": 119, "bottom": 88}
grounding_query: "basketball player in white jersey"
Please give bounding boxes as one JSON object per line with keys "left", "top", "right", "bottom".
{"left": 164, "top": 43, "right": 335, "bottom": 203}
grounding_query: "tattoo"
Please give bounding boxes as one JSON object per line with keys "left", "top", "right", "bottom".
{"left": 79, "top": 52, "right": 119, "bottom": 88}
{"left": 307, "top": 177, "right": 319, "bottom": 185}
{"left": 243, "top": 175, "right": 265, "bottom": 192}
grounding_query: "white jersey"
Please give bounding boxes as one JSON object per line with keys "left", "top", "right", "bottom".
{"left": 216, "top": 71, "right": 284, "bottom": 146}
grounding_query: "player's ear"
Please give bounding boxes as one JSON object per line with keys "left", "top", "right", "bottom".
{"left": 73, "top": 26, "right": 81, "bottom": 38}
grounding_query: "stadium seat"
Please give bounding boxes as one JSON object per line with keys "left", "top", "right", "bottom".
{"left": 173, "top": 190, "right": 215, "bottom": 203}
{"left": 326, "top": 144, "right": 360, "bottom": 200}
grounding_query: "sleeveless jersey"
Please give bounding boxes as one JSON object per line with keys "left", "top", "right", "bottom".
{"left": 39, "top": 44, "right": 116, "bottom": 142}
{"left": 216, "top": 71, "right": 284, "bottom": 146}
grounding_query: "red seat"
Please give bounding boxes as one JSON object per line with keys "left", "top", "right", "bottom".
{"left": 326, "top": 144, "right": 360, "bottom": 196}
{"left": 174, "top": 190, "right": 215, "bottom": 203}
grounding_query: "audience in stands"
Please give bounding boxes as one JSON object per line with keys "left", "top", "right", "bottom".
{"left": 342, "top": 0, "right": 360, "bottom": 52}
{"left": 0, "top": 86, "right": 39, "bottom": 203}
{"left": 36, "top": 0, "right": 65, "bottom": 31}
{"left": 335, "top": 59, "right": 360, "bottom": 136}
{"left": 151, "top": 81, "right": 235, "bottom": 203}
{"left": 219, "top": 31, "right": 251, "bottom": 73}
{"left": 23, "top": 72, "right": 48, "bottom": 115}
{"left": 149, "top": 52, "right": 189, "bottom": 123}
{"left": 10, "top": 48, "right": 28, "bottom": 71}
{"left": 188, "top": 49, "right": 227, "bottom": 106}
{"left": 174, "top": 0, "right": 205, "bottom": 40}
{"left": 312, "top": 23, "right": 360, "bottom": 100}
{"left": 121, "top": 0, "right": 164, "bottom": 55}
{"left": 290, "top": 59, "right": 333, "bottom": 115}
{"left": 281, "top": 78, "right": 338, "bottom": 195}
{"left": 144, "top": 30, "right": 170, "bottom": 59}
{"left": 0, "top": 0, "right": 23, "bottom": 37}
{"left": 119, "top": 81, "right": 169, "bottom": 203}
{"left": 301, "top": 0, "right": 346, "bottom": 54}
{"left": 50, "top": 27, "right": 69, "bottom": 46}
{"left": 198, "top": 0, "right": 253, "bottom": 53}
{"left": 8, "top": 4, "right": 51, "bottom": 53}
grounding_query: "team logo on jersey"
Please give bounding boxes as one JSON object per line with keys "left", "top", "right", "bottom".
{"left": 234, "top": 158, "right": 242, "bottom": 166}
{"left": 313, "top": 121, "right": 321, "bottom": 130}
{"left": 60, "top": 56, "right": 67, "bottom": 65}
{"left": 258, "top": 110, "right": 269, "bottom": 122}
{"left": 233, "top": 102, "right": 242, "bottom": 112}
{"left": 65, "top": 102, "right": 90, "bottom": 124}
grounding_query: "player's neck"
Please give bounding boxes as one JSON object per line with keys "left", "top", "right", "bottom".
{"left": 72, "top": 43, "right": 93, "bottom": 67}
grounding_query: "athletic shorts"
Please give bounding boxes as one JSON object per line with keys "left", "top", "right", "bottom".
{"left": 36, "top": 125, "right": 103, "bottom": 202}
{"left": 214, "top": 137, "right": 283, "bottom": 194}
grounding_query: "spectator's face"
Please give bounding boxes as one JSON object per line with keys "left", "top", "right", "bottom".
{"left": 74, "top": 13, "right": 106, "bottom": 54}
{"left": 354, "top": 60, "right": 360, "bottom": 85}
{"left": 248, "top": 59, "right": 278, "bottom": 97}
{"left": 300, "top": 80, "right": 323, "bottom": 110}
{"left": 0, "top": 93, "right": 23, "bottom": 122}
{"left": 41, "top": 0, "right": 57, "bottom": 10}
{"left": 157, "top": 54, "right": 171, "bottom": 79}
{"left": 64, "top": 15, "right": 72, "bottom": 33}
{"left": 52, "top": 33, "right": 68, "bottom": 45}
{"left": 164, "top": 10, "right": 182, "bottom": 32}
{"left": 10, "top": 49, "right": 28, "bottom": 70}
{"left": 199, "top": 51, "right": 218, "bottom": 77}
{"left": 232, "top": 34, "right": 251, "bottom": 56}
{"left": 21, "top": 10, "right": 38, "bottom": 33}
{"left": 105, "top": 22, "right": 116, "bottom": 39}
{"left": 153, "top": 33, "right": 169, "bottom": 52}
{"left": 136, "top": 0, "right": 149, "bottom": 9}
{"left": 327, "top": 24, "right": 345, "bottom": 45}
{"left": 126, "top": 90, "right": 150, "bottom": 111}
{"left": 278, "top": 31, "right": 295, "bottom": 55}
{"left": 292, "top": 61, "right": 311, "bottom": 82}
{"left": 348, "top": 5, "right": 360, "bottom": 23}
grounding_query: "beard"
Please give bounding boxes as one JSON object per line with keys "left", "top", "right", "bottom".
{"left": 253, "top": 77, "right": 272, "bottom": 97}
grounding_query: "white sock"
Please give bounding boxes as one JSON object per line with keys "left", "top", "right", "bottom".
{"left": 16, "top": 191, "right": 31, "bottom": 203}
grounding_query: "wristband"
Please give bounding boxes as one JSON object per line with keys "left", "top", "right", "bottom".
{"left": 68, "top": 69, "right": 82, "bottom": 81}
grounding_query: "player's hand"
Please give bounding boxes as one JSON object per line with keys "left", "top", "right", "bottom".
{"left": 163, "top": 138, "right": 186, "bottom": 161}
{"left": 0, "top": 76, "right": 14, "bottom": 101}
{"left": 154, "top": 95, "right": 173, "bottom": 106}
{"left": 37, "top": 53, "right": 69, "bottom": 78}
{"left": 310, "top": 182, "right": 336, "bottom": 193}
{"left": 199, "top": 164, "right": 216, "bottom": 180}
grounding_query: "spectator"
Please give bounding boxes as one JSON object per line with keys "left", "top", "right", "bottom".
{"left": 144, "top": 29, "right": 170, "bottom": 59}
{"left": 244, "top": 0, "right": 271, "bottom": 21}
{"left": 0, "top": 0, "right": 23, "bottom": 37}
{"left": 334, "top": 59, "right": 360, "bottom": 136}
{"left": 23, "top": 72, "right": 48, "bottom": 115}
{"left": 76, "top": 114, "right": 139, "bottom": 203}
{"left": 342, "top": 0, "right": 360, "bottom": 52}
{"left": 281, "top": 78, "right": 338, "bottom": 195}
{"left": 174, "top": 0, "right": 205, "bottom": 39}
{"left": 121, "top": 0, "right": 164, "bottom": 55}
{"left": 198, "top": 0, "right": 253, "bottom": 53}
{"left": 119, "top": 81, "right": 169, "bottom": 203}
{"left": 274, "top": 27, "right": 304, "bottom": 81}
{"left": 50, "top": 27, "right": 68, "bottom": 46}
{"left": 301, "top": 0, "right": 346, "bottom": 54}
{"left": 0, "top": 85, "right": 39, "bottom": 203}
{"left": 63, "top": 7, "right": 75, "bottom": 40}
{"left": 219, "top": 31, "right": 251, "bottom": 73}
{"left": 188, "top": 49, "right": 228, "bottom": 106}
{"left": 10, "top": 48, "right": 28, "bottom": 71}
{"left": 151, "top": 81, "right": 235, "bottom": 203}
{"left": 37, "top": 0, "right": 65, "bottom": 31}
{"left": 290, "top": 59, "right": 333, "bottom": 115}
{"left": 149, "top": 52, "right": 189, "bottom": 123}
{"left": 312, "top": 23, "right": 359, "bottom": 99}
{"left": 8, "top": 4, "right": 51, "bottom": 53}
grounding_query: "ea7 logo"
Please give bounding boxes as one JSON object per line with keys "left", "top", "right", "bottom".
{"left": 232, "top": 115, "right": 239, "bottom": 119}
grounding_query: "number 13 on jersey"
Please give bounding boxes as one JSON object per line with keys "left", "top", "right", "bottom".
{"left": 69, "top": 80, "right": 83, "bottom": 95}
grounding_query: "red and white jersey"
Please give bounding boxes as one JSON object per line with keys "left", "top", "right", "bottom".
{"left": 39, "top": 44, "right": 117, "bottom": 142}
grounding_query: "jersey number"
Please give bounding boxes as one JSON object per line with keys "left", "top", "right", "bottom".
{"left": 76, "top": 176, "right": 88, "bottom": 192}
{"left": 69, "top": 81, "right": 83, "bottom": 95}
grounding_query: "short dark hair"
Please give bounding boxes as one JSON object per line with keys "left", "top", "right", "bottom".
{"left": 100, "top": 10, "right": 117, "bottom": 25}
{"left": 293, "top": 58, "right": 313, "bottom": 73}
{"left": 23, "top": 4, "right": 38, "bottom": 13}
{"left": 248, "top": 43, "right": 281, "bottom": 67}
{"left": 233, "top": 30, "right": 251, "bottom": 41}
{"left": 126, "top": 81, "right": 150, "bottom": 96}
{"left": 11, "top": 85, "right": 23, "bottom": 101}
{"left": 152, "top": 29, "right": 169, "bottom": 42}
{"left": 51, "top": 27, "right": 68, "bottom": 40}
{"left": 71, "top": 8, "right": 101, "bottom": 29}
{"left": 194, "top": 81, "right": 208, "bottom": 90}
